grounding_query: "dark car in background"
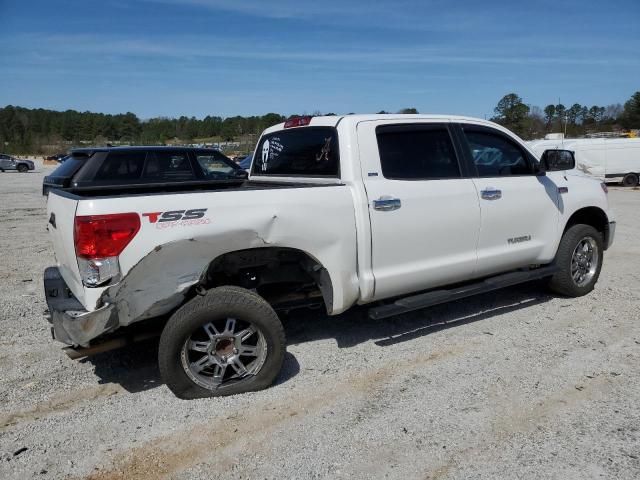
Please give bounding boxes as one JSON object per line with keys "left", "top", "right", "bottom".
{"left": 42, "top": 146, "right": 247, "bottom": 195}
{"left": 0, "top": 154, "right": 35, "bottom": 172}
{"left": 238, "top": 154, "right": 253, "bottom": 171}
{"left": 44, "top": 153, "right": 68, "bottom": 162}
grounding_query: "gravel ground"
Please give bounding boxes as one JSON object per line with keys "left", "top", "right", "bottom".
{"left": 1, "top": 163, "right": 639, "bottom": 479}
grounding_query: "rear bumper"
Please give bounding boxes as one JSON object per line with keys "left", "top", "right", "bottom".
{"left": 44, "top": 266, "right": 117, "bottom": 347}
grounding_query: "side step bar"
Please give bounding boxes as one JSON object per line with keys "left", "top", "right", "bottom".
{"left": 368, "top": 265, "right": 559, "bottom": 320}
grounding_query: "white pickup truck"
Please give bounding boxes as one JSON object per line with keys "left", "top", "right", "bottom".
{"left": 44, "top": 114, "right": 616, "bottom": 398}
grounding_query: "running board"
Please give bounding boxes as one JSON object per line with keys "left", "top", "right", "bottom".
{"left": 368, "top": 265, "right": 559, "bottom": 320}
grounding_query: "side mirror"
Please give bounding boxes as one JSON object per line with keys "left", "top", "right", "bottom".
{"left": 540, "top": 149, "right": 575, "bottom": 172}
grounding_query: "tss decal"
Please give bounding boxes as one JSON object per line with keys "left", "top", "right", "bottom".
{"left": 142, "top": 208, "right": 207, "bottom": 224}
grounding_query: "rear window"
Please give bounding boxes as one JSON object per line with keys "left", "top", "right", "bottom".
{"left": 252, "top": 127, "right": 339, "bottom": 177}
{"left": 50, "top": 155, "right": 87, "bottom": 177}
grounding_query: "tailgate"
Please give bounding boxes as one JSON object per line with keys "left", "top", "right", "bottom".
{"left": 46, "top": 192, "right": 86, "bottom": 307}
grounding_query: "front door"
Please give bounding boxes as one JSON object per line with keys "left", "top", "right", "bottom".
{"left": 357, "top": 120, "right": 481, "bottom": 300}
{"left": 458, "top": 124, "right": 560, "bottom": 276}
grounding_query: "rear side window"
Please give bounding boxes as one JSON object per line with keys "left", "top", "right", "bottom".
{"left": 96, "top": 151, "right": 146, "bottom": 181}
{"left": 376, "top": 125, "right": 460, "bottom": 180}
{"left": 464, "top": 130, "right": 532, "bottom": 176}
{"left": 143, "top": 151, "right": 195, "bottom": 181}
{"left": 252, "top": 127, "right": 339, "bottom": 177}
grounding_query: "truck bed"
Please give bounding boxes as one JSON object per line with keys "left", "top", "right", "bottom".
{"left": 54, "top": 179, "right": 343, "bottom": 199}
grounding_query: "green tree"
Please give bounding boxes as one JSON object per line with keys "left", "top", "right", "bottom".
{"left": 567, "top": 103, "right": 583, "bottom": 125}
{"left": 397, "top": 108, "right": 418, "bottom": 114}
{"left": 543, "top": 104, "right": 556, "bottom": 128}
{"left": 620, "top": 91, "right": 640, "bottom": 129}
{"left": 492, "top": 93, "right": 530, "bottom": 137}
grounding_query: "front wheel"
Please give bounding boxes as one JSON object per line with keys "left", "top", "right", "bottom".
{"left": 548, "top": 224, "right": 603, "bottom": 297}
{"left": 17, "top": 164, "right": 28, "bottom": 173}
{"left": 158, "top": 286, "right": 285, "bottom": 399}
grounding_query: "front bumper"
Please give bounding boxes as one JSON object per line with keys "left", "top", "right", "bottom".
{"left": 44, "top": 266, "right": 117, "bottom": 347}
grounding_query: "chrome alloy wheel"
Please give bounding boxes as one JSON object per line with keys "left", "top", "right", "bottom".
{"left": 571, "top": 236, "right": 599, "bottom": 287}
{"left": 180, "top": 317, "right": 267, "bottom": 390}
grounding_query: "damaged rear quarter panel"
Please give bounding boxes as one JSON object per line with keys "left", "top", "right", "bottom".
{"left": 76, "top": 185, "right": 359, "bottom": 327}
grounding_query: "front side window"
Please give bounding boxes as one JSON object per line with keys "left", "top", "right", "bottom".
{"left": 195, "top": 152, "right": 237, "bottom": 178}
{"left": 252, "top": 127, "right": 339, "bottom": 177}
{"left": 376, "top": 125, "right": 460, "bottom": 180}
{"left": 464, "top": 129, "right": 532, "bottom": 176}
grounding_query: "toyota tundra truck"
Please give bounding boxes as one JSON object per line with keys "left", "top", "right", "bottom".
{"left": 44, "top": 114, "right": 616, "bottom": 399}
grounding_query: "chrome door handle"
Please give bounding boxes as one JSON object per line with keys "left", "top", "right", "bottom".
{"left": 373, "top": 196, "right": 401, "bottom": 211}
{"left": 481, "top": 188, "right": 502, "bottom": 200}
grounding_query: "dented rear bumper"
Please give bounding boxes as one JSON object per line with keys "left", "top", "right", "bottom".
{"left": 43, "top": 266, "right": 118, "bottom": 347}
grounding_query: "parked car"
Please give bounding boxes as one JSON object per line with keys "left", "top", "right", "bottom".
{"left": 238, "top": 154, "right": 252, "bottom": 171}
{"left": 44, "top": 153, "right": 68, "bottom": 162}
{"left": 44, "top": 114, "right": 615, "bottom": 399}
{"left": 42, "top": 146, "right": 247, "bottom": 195}
{"left": 0, "top": 154, "right": 35, "bottom": 172}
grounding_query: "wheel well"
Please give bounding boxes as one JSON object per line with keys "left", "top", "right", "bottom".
{"left": 564, "top": 207, "right": 611, "bottom": 249}
{"left": 201, "top": 247, "right": 334, "bottom": 313}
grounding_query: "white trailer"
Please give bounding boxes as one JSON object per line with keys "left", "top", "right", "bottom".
{"left": 528, "top": 138, "right": 640, "bottom": 186}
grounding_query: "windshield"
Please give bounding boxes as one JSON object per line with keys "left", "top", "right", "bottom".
{"left": 252, "top": 127, "right": 339, "bottom": 177}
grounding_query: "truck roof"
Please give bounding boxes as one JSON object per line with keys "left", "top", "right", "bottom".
{"left": 70, "top": 146, "right": 222, "bottom": 155}
{"left": 263, "top": 114, "right": 501, "bottom": 134}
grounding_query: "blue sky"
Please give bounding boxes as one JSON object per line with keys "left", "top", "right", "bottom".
{"left": 0, "top": 0, "right": 638, "bottom": 119}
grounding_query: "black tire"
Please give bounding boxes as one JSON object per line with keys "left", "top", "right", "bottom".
{"left": 158, "top": 286, "right": 285, "bottom": 399}
{"left": 622, "top": 173, "right": 639, "bottom": 187}
{"left": 547, "top": 224, "right": 603, "bottom": 297}
{"left": 17, "top": 164, "right": 28, "bottom": 173}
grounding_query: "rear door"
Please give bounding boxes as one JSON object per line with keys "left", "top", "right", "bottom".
{"left": 457, "top": 124, "right": 560, "bottom": 276}
{"left": 357, "top": 120, "right": 481, "bottom": 300}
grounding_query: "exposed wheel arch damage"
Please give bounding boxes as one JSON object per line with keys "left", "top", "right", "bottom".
{"left": 98, "top": 241, "right": 335, "bottom": 330}
{"left": 202, "top": 247, "right": 334, "bottom": 314}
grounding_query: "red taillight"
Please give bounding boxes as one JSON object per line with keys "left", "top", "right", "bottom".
{"left": 284, "top": 116, "right": 312, "bottom": 128}
{"left": 74, "top": 213, "right": 140, "bottom": 259}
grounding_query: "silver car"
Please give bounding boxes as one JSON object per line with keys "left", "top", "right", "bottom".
{"left": 0, "top": 154, "right": 35, "bottom": 172}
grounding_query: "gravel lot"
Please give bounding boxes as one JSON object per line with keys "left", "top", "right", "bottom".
{"left": 1, "top": 163, "right": 639, "bottom": 479}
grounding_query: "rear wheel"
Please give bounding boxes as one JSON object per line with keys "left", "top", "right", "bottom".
{"left": 622, "top": 173, "right": 639, "bottom": 187}
{"left": 17, "top": 164, "right": 28, "bottom": 173}
{"left": 158, "top": 286, "right": 285, "bottom": 399}
{"left": 548, "top": 224, "right": 603, "bottom": 297}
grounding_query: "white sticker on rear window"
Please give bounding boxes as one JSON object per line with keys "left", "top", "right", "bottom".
{"left": 261, "top": 139, "right": 270, "bottom": 172}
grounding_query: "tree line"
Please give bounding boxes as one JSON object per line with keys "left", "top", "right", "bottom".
{"left": 491, "top": 91, "right": 640, "bottom": 139}
{"left": 1, "top": 94, "right": 638, "bottom": 154}
{"left": 0, "top": 106, "right": 288, "bottom": 154}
